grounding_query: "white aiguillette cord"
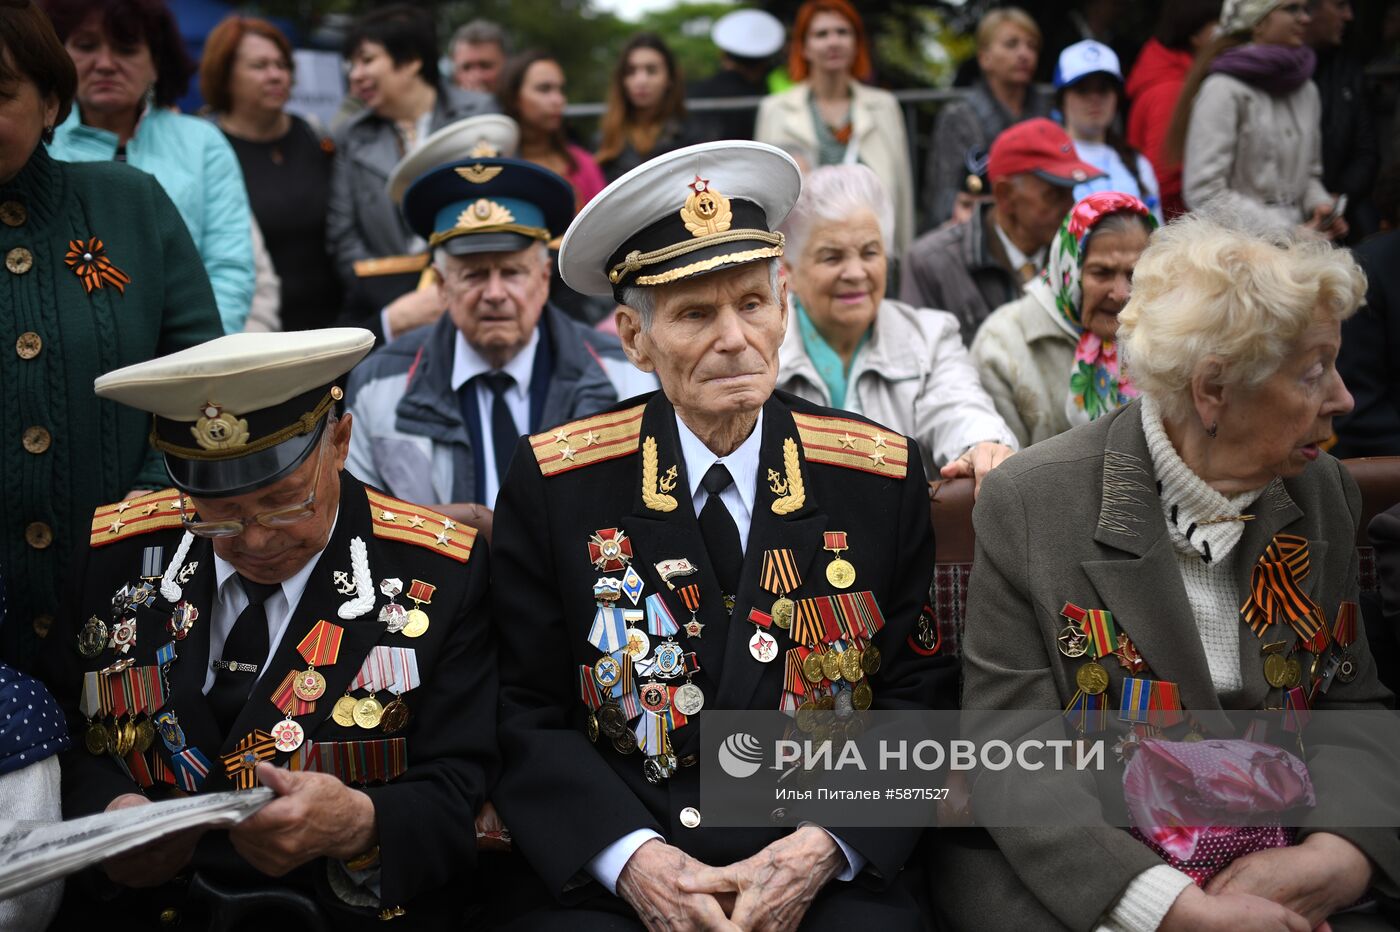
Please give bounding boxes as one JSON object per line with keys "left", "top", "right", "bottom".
{"left": 338, "top": 537, "right": 375, "bottom": 620}
{"left": 159, "top": 532, "right": 195, "bottom": 602}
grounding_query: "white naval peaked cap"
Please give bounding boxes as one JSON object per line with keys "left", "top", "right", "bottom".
{"left": 386, "top": 113, "right": 521, "bottom": 205}
{"left": 557, "top": 140, "right": 802, "bottom": 299}
{"left": 94, "top": 328, "right": 375, "bottom": 498}
{"left": 712, "top": 9, "right": 786, "bottom": 59}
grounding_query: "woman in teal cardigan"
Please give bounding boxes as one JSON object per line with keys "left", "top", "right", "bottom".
{"left": 44, "top": 0, "right": 254, "bottom": 333}
{"left": 0, "top": 1, "right": 222, "bottom": 668}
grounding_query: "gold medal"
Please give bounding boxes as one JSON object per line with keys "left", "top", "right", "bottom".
{"left": 598, "top": 703, "right": 626, "bottom": 738}
{"left": 380, "top": 698, "right": 411, "bottom": 733}
{"left": 1263, "top": 653, "right": 1291, "bottom": 688}
{"left": 85, "top": 722, "right": 109, "bottom": 755}
{"left": 1075, "top": 661, "right": 1109, "bottom": 695}
{"left": 815, "top": 694, "right": 836, "bottom": 712}
{"left": 795, "top": 700, "right": 819, "bottom": 733}
{"left": 293, "top": 667, "right": 327, "bottom": 702}
{"left": 112, "top": 720, "right": 136, "bottom": 757}
{"left": 402, "top": 608, "right": 430, "bottom": 638}
{"left": 1282, "top": 657, "right": 1302, "bottom": 689}
{"left": 332, "top": 694, "right": 358, "bottom": 727}
{"left": 135, "top": 718, "right": 155, "bottom": 754}
{"left": 353, "top": 695, "right": 384, "bottom": 729}
{"left": 771, "top": 597, "right": 794, "bottom": 629}
{"left": 802, "top": 652, "right": 826, "bottom": 684}
{"left": 825, "top": 558, "right": 856, "bottom": 589}
{"left": 822, "top": 651, "right": 845, "bottom": 682}
{"left": 822, "top": 532, "right": 855, "bottom": 589}
{"left": 586, "top": 711, "right": 599, "bottom": 743}
{"left": 852, "top": 682, "right": 873, "bottom": 710}
{"left": 841, "top": 650, "right": 864, "bottom": 683}
{"left": 860, "top": 645, "right": 882, "bottom": 676}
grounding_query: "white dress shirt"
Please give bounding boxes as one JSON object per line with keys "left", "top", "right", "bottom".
{"left": 585, "top": 409, "right": 864, "bottom": 894}
{"left": 203, "top": 510, "right": 338, "bottom": 694}
{"left": 450, "top": 328, "right": 539, "bottom": 507}
{"left": 992, "top": 220, "right": 1047, "bottom": 278}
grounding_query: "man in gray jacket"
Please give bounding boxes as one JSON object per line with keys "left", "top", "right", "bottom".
{"left": 346, "top": 155, "right": 654, "bottom": 515}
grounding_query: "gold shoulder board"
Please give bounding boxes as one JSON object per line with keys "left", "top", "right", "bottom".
{"left": 365, "top": 489, "right": 476, "bottom": 564}
{"left": 529, "top": 404, "right": 646, "bottom": 477}
{"left": 353, "top": 254, "right": 431, "bottom": 278}
{"left": 792, "top": 413, "right": 909, "bottom": 480}
{"left": 90, "top": 489, "right": 184, "bottom": 547}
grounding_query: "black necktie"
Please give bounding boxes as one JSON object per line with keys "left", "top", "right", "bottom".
{"left": 698, "top": 463, "right": 743, "bottom": 598}
{"left": 480, "top": 372, "right": 518, "bottom": 490}
{"left": 207, "top": 575, "right": 276, "bottom": 737}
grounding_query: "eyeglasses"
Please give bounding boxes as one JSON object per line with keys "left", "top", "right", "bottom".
{"left": 179, "top": 433, "right": 327, "bottom": 539}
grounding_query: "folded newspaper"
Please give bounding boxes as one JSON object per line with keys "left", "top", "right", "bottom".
{"left": 0, "top": 788, "right": 272, "bottom": 900}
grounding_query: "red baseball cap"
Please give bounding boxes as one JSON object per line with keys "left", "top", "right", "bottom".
{"left": 987, "top": 118, "right": 1105, "bottom": 187}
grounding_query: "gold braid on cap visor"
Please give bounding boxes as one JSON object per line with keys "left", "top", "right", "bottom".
{"left": 149, "top": 390, "right": 338, "bottom": 461}
{"left": 608, "top": 229, "right": 785, "bottom": 286}
{"left": 428, "top": 224, "right": 551, "bottom": 248}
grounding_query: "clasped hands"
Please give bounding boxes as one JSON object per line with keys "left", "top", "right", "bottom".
{"left": 102, "top": 763, "right": 377, "bottom": 887}
{"left": 617, "top": 826, "right": 845, "bottom": 932}
{"left": 1159, "top": 832, "right": 1373, "bottom": 932}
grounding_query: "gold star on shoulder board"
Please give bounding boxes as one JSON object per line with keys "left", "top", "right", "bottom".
{"left": 580, "top": 430, "right": 599, "bottom": 447}
{"left": 434, "top": 531, "right": 450, "bottom": 547}
{"left": 553, "top": 428, "right": 571, "bottom": 444}
{"left": 871, "top": 433, "right": 887, "bottom": 449}
{"left": 108, "top": 519, "right": 125, "bottom": 534}
{"left": 838, "top": 433, "right": 857, "bottom": 449}
{"left": 441, "top": 518, "right": 457, "bottom": 531}
{"left": 115, "top": 500, "right": 131, "bottom": 513}
{"left": 560, "top": 446, "right": 577, "bottom": 461}
{"left": 407, "top": 515, "right": 425, "bottom": 529}
{"left": 869, "top": 450, "right": 887, "bottom": 466}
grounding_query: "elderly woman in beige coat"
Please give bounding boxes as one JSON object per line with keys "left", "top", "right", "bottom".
{"left": 972, "top": 191, "right": 1155, "bottom": 447}
{"left": 936, "top": 213, "right": 1399, "bottom": 931}
{"left": 775, "top": 164, "right": 1017, "bottom": 493}
{"left": 1171, "top": 0, "right": 1345, "bottom": 239}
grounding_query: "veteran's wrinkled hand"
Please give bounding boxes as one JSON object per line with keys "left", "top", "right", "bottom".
{"left": 939, "top": 442, "right": 1015, "bottom": 499}
{"left": 101, "top": 793, "right": 205, "bottom": 888}
{"left": 1162, "top": 884, "right": 1311, "bottom": 932}
{"left": 679, "top": 825, "right": 844, "bottom": 932}
{"left": 1204, "top": 831, "right": 1372, "bottom": 929}
{"left": 618, "top": 839, "right": 736, "bottom": 932}
{"left": 229, "top": 764, "right": 377, "bottom": 877}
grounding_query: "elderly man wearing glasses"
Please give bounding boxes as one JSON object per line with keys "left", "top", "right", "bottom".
{"left": 42, "top": 328, "right": 497, "bottom": 928}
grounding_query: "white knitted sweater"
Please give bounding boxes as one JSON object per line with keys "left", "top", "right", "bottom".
{"left": 1098, "top": 397, "right": 1269, "bottom": 932}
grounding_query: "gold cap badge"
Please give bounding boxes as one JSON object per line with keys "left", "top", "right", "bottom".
{"left": 680, "top": 175, "right": 732, "bottom": 238}
{"left": 191, "top": 403, "right": 250, "bottom": 451}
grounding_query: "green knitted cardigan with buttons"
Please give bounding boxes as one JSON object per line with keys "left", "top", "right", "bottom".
{"left": 0, "top": 143, "right": 222, "bottom": 668}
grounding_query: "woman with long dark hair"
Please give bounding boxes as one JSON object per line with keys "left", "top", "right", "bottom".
{"left": 498, "top": 50, "right": 604, "bottom": 213}
{"left": 595, "top": 33, "right": 695, "bottom": 182}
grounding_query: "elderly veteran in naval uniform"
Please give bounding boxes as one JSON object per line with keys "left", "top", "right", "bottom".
{"left": 337, "top": 113, "right": 519, "bottom": 346}
{"left": 346, "top": 151, "right": 654, "bottom": 519}
{"left": 42, "top": 330, "right": 496, "bottom": 929}
{"left": 489, "top": 141, "right": 957, "bottom": 930}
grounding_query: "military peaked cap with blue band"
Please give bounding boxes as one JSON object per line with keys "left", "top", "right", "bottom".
{"left": 558, "top": 140, "right": 802, "bottom": 301}
{"left": 401, "top": 156, "right": 575, "bottom": 258}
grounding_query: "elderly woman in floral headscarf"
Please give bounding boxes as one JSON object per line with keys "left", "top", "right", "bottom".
{"left": 971, "top": 191, "right": 1156, "bottom": 448}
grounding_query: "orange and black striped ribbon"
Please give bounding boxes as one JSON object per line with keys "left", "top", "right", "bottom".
{"left": 760, "top": 549, "right": 801, "bottom": 595}
{"left": 64, "top": 238, "right": 131, "bottom": 294}
{"left": 221, "top": 730, "right": 277, "bottom": 789}
{"left": 793, "top": 599, "right": 823, "bottom": 647}
{"left": 784, "top": 647, "right": 808, "bottom": 695}
{"left": 1240, "top": 534, "right": 1324, "bottom": 642}
{"left": 677, "top": 584, "right": 701, "bottom": 612}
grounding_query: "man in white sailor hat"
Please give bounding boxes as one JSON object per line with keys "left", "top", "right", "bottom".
{"left": 45, "top": 329, "right": 497, "bottom": 929}
{"left": 340, "top": 112, "right": 522, "bottom": 345}
{"left": 689, "top": 9, "right": 787, "bottom": 142}
{"left": 489, "top": 141, "right": 956, "bottom": 929}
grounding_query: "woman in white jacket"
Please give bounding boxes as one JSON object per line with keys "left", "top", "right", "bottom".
{"left": 775, "top": 164, "right": 1018, "bottom": 495}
